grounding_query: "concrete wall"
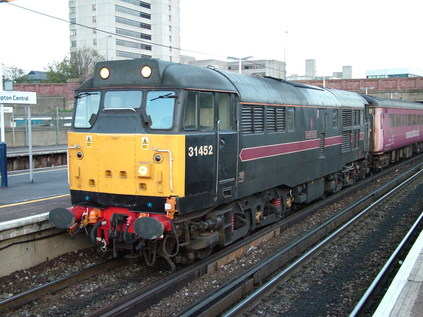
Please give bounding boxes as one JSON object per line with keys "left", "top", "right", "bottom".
{"left": 4, "top": 127, "right": 69, "bottom": 147}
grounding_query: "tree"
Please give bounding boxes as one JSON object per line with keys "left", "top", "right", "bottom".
{"left": 46, "top": 48, "right": 104, "bottom": 83}
{"left": 2, "top": 65, "right": 27, "bottom": 83}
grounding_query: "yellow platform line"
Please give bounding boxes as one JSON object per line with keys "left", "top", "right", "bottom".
{"left": 0, "top": 194, "right": 70, "bottom": 209}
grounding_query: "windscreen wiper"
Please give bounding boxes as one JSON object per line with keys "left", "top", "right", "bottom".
{"left": 149, "top": 93, "right": 176, "bottom": 101}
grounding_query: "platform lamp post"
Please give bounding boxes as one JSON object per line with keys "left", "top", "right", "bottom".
{"left": 282, "top": 30, "right": 288, "bottom": 80}
{"left": 227, "top": 56, "right": 253, "bottom": 74}
{"left": 0, "top": 62, "right": 7, "bottom": 187}
{"left": 360, "top": 86, "right": 374, "bottom": 95}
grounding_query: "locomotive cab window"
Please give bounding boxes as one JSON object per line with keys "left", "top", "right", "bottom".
{"left": 74, "top": 91, "right": 101, "bottom": 128}
{"left": 183, "top": 91, "right": 215, "bottom": 131}
{"left": 104, "top": 90, "right": 142, "bottom": 109}
{"left": 146, "top": 91, "right": 175, "bottom": 129}
{"left": 218, "top": 93, "right": 232, "bottom": 130}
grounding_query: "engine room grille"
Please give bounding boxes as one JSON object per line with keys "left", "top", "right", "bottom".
{"left": 242, "top": 105, "right": 264, "bottom": 134}
{"left": 342, "top": 109, "right": 352, "bottom": 126}
{"left": 319, "top": 133, "right": 326, "bottom": 158}
{"left": 266, "top": 106, "right": 285, "bottom": 132}
{"left": 342, "top": 131, "right": 351, "bottom": 152}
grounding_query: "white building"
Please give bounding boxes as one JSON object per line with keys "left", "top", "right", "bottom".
{"left": 227, "top": 59, "right": 285, "bottom": 79}
{"left": 187, "top": 58, "right": 286, "bottom": 80}
{"left": 366, "top": 68, "right": 423, "bottom": 79}
{"left": 69, "top": 0, "right": 180, "bottom": 62}
{"left": 305, "top": 59, "right": 316, "bottom": 79}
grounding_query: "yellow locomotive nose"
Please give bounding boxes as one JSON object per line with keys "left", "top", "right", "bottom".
{"left": 67, "top": 132, "right": 185, "bottom": 210}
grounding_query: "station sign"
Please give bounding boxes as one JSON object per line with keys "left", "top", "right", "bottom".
{"left": 0, "top": 91, "right": 37, "bottom": 104}
{"left": 2, "top": 106, "right": 13, "bottom": 113}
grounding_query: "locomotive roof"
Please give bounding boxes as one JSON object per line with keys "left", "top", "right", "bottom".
{"left": 82, "top": 58, "right": 367, "bottom": 108}
{"left": 361, "top": 94, "right": 423, "bottom": 110}
{"left": 212, "top": 69, "right": 366, "bottom": 108}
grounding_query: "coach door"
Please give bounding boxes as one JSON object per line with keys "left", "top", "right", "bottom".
{"left": 216, "top": 93, "right": 237, "bottom": 201}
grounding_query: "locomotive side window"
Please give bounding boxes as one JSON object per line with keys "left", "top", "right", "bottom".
{"left": 332, "top": 109, "right": 338, "bottom": 129}
{"left": 146, "top": 91, "right": 175, "bottom": 129}
{"left": 286, "top": 107, "right": 295, "bottom": 131}
{"left": 74, "top": 91, "right": 101, "bottom": 128}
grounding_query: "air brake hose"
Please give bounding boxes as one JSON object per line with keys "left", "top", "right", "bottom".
{"left": 123, "top": 223, "right": 139, "bottom": 244}
{"left": 90, "top": 221, "right": 106, "bottom": 246}
{"left": 70, "top": 226, "right": 81, "bottom": 240}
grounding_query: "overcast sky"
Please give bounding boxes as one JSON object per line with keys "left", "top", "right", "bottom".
{"left": 1, "top": 0, "right": 422, "bottom": 78}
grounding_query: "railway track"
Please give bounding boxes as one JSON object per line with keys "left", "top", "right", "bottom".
{"left": 350, "top": 212, "right": 423, "bottom": 316}
{"left": 215, "top": 169, "right": 423, "bottom": 317}
{"left": 0, "top": 258, "right": 126, "bottom": 313}
{"left": 89, "top": 161, "right": 423, "bottom": 316}
{"left": 1, "top": 158, "right": 421, "bottom": 316}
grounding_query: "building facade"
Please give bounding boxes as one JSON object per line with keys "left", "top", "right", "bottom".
{"left": 366, "top": 68, "right": 423, "bottom": 79}
{"left": 187, "top": 58, "right": 286, "bottom": 80}
{"left": 305, "top": 59, "right": 316, "bottom": 79}
{"left": 69, "top": 0, "right": 180, "bottom": 62}
{"left": 227, "top": 59, "right": 285, "bottom": 79}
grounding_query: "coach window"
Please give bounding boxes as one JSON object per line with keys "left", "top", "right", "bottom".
{"left": 218, "top": 93, "right": 232, "bottom": 130}
{"left": 286, "top": 107, "right": 295, "bottom": 131}
{"left": 389, "top": 114, "right": 395, "bottom": 128}
{"left": 396, "top": 114, "right": 401, "bottom": 127}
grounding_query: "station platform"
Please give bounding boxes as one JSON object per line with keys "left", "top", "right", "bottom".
{"left": 0, "top": 165, "right": 70, "bottom": 222}
{"left": 6, "top": 144, "right": 67, "bottom": 158}
{"left": 373, "top": 227, "right": 423, "bottom": 316}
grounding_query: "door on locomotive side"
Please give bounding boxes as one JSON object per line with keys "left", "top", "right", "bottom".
{"left": 215, "top": 93, "right": 237, "bottom": 203}
{"left": 183, "top": 91, "right": 238, "bottom": 210}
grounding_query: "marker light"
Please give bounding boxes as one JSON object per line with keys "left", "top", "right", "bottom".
{"left": 99, "top": 67, "right": 110, "bottom": 79}
{"left": 153, "top": 154, "right": 163, "bottom": 163}
{"left": 141, "top": 65, "right": 152, "bottom": 78}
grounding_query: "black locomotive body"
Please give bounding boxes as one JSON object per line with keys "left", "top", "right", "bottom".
{"left": 48, "top": 58, "right": 422, "bottom": 265}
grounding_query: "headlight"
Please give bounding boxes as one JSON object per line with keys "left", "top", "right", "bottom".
{"left": 99, "top": 67, "right": 110, "bottom": 79}
{"left": 141, "top": 65, "right": 152, "bottom": 78}
{"left": 138, "top": 163, "right": 152, "bottom": 177}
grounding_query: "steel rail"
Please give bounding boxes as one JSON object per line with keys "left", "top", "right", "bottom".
{"left": 181, "top": 168, "right": 423, "bottom": 317}
{"left": 349, "top": 210, "right": 423, "bottom": 316}
{"left": 0, "top": 258, "right": 126, "bottom": 312}
{"left": 85, "top": 159, "right": 422, "bottom": 316}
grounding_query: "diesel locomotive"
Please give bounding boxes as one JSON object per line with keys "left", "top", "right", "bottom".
{"left": 49, "top": 58, "right": 423, "bottom": 267}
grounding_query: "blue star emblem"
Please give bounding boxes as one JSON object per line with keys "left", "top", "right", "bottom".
{"left": 85, "top": 195, "right": 90, "bottom": 201}
{"left": 147, "top": 202, "right": 153, "bottom": 208}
